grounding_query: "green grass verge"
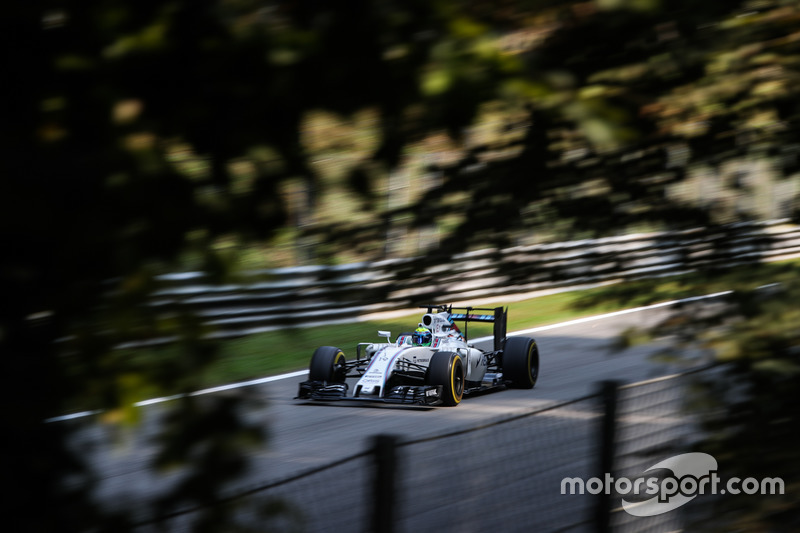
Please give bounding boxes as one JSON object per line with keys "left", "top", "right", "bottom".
{"left": 200, "top": 290, "right": 631, "bottom": 386}
{"left": 198, "top": 259, "right": 800, "bottom": 387}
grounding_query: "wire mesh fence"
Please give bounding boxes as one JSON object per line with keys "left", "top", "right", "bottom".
{"left": 397, "top": 396, "right": 602, "bottom": 533}
{"left": 609, "top": 371, "right": 707, "bottom": 533}
{"left": 133, "top": 449, "right": 375, "bottom": 533}
{"left": 133, "top": 366, "right": 725, "bottom": 533}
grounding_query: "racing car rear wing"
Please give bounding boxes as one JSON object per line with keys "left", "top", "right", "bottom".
{"left": 420, "top": 305, "right": 508, "bottom": 352}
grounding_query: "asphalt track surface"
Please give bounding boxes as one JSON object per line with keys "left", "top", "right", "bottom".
{"left": 64, "top": 298, "right": 718, "bottom": 531}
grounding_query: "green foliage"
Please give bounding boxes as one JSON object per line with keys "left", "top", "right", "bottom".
{"left": 4, "top": 0, "right": 800, "bottom": 530}
{"left": 306, "top": 0, "right": 800, "bottom": 258}
{"left": 635, "top": 269, "right": 800, "bottom": 528}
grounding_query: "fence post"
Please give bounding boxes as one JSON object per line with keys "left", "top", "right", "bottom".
{"left": 596, "top": 380, "right": 619, "bottom": 533}
{"left": 371, "top": 434, "right": 399, "bottom": 533}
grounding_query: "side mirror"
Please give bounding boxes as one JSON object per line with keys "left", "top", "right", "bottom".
{"left": 378, "top": 330, "right": 392, "bottom": 341}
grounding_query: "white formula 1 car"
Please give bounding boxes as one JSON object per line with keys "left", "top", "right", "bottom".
{"left": 296, "top": 305, "right": 539, "bottom": 406}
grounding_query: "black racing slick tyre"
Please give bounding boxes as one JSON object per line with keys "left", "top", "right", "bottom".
{"left": 426, "top": 351, "right": 465, "bottom": 406}
{"left": 308, "top": 346, "right": 346, "bottom": 384}
{"left": 503, "top": 336, "right": 539, "bottom": 389}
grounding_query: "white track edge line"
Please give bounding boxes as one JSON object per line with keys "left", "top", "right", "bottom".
{"left": 45, "top": 290, "right": 732, "bottom": 423}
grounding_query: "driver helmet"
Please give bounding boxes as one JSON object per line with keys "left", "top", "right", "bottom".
{"left": 413, "top": 327, "right": 432, "bottom": 346}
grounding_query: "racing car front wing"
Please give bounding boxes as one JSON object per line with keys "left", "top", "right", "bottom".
{"left": 296, "top": 380, "right": 444, "bottom": 406}
{"left": 297, "top": 380, "right": 350, "bottom": 401}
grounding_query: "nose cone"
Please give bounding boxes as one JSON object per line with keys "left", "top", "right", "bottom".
{"left": 360, "top": 384, "right": 379, "bottom": 395}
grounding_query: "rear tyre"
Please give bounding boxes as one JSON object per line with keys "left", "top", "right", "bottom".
{"left": 309, "top": 346, "right": 347, "bottom": 383}
{"left": 503, "top": 337, "right": 539, "bottom": 389}
{"left": 425, "top": 351, "right": 465, "bottom": 406}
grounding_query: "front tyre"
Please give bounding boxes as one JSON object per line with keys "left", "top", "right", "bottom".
{"left": 309, "top": 346, "right": 347, "bottom": 383}
{"left": 503, "top": 337, "right": 539, "bottom": 389}
{"left": 426, "top": 351, "right": 465, "bottom": 406}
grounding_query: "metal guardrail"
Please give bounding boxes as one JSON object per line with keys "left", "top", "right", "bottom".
{"left": 145, "top": 219, "right": 800, "bottom": 340}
